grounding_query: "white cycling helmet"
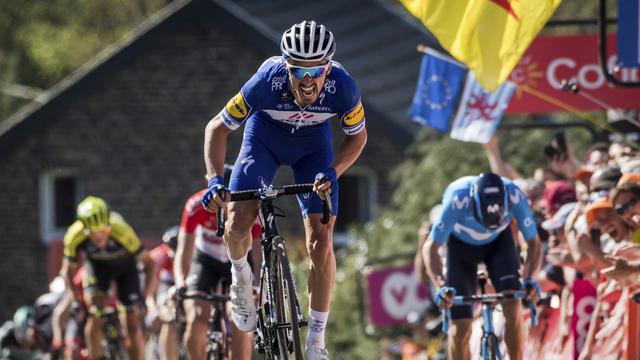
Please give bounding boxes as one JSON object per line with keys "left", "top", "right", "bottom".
{"left": 280, "top": 20, "right": 336, "bottom": 61}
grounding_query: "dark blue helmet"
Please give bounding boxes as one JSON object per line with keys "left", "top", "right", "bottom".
{"left": 471, "top": 172, "right": 509, "bottom": 229}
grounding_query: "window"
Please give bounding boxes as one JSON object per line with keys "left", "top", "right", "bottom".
{"left": 39, "top": 170, "right": 81, "bottom": 244}
{"left": 334, "top": 168, "right": 377, "bottom": 246}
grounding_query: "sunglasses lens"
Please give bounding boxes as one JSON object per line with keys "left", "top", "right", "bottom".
{"left": 289, "top": 65, "right": 326, "bottom": 79}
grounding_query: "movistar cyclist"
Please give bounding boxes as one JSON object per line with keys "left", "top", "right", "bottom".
{"left": 59, "top": 196, "right": 156, "bottom": 360}
{"left": 423, "top": 173, "right": 541, "bottom": 360}
{"left": 201, "top": 21, "right": 367, "bottom": 359}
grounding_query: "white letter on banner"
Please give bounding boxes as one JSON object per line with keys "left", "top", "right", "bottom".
{"left": 578, "top": 64, "right": 605, "bottom": 89}
{"left": 548, "top": 58, "right": 576, "bottom": 89}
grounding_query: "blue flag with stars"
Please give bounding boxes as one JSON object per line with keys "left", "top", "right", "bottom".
{"left": 409, "top": 49, "right": 466, "bottom": 133}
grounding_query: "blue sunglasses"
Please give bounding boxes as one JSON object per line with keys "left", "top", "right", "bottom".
{"left": 286, "top": 63, "right": 330, "bottom": 79}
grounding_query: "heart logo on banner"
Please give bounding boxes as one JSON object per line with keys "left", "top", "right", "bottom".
{"left": 381, "top": 272, "right": 430, "bottom": 320}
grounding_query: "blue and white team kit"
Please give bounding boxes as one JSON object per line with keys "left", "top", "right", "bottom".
{"left": 219, "top": 56, "right": 366, "bottom": 217}
{"left": 431, "top": 176, "right": 539, "bottom": 319}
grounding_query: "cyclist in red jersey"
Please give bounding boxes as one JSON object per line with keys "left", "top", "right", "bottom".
{"left": 147, "top": 226, "right": 179, "bottom": 360}
{"left": 174, "top": 165, "right": 262, "bottom": 360}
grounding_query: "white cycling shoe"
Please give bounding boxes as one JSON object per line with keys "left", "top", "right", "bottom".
{"left": 305, "top": 346, "right": 330, "bottom": 360}
{"left": 229, "top": 273, "right": 256, "bottom": 332}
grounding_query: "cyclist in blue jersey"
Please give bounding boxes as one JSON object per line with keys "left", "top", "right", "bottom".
{"left": 423, "top": 172, "right": 541, "bottom": 360}
{"left": 201, "top": 21, "right": 367, "bottom": 359}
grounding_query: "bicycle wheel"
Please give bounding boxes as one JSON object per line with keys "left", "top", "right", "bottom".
{"left": 259, "top": 243, "right": 281, "bottom": 360}
{"left": 273, "top": 236, "right": 303, "bottom": 360}
{"left": 482, "top": 334, "right": 499, "bottom": 360}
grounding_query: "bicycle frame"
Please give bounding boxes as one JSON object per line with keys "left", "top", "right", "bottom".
{"left": 441, "top": 278, "right": 539, "bottom": 360}
{"left": 221, "top": 183, "right": 329, "bottom": 360}
{"left": 178, "top": 292, "right": 231, "bottom": 360}
{"left": 254, "top": 189, "right": 306, "bottom": 359}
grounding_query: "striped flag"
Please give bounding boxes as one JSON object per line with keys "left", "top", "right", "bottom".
{"left": 449, "top": 74, "right": 516, "bottom": 144}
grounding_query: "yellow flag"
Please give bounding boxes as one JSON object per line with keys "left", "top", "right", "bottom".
{"left": 400, "top": 0, "right": 562, "bottom": 91}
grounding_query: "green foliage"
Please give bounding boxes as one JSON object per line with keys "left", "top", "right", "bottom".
{"left": 0, "top": 0, "right": 171, "bottom": 122}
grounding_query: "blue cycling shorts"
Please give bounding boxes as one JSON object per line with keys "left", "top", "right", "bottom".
{"left": 446, "top": 228, "right": 521, "bottom": 320}
{"left": 229, "top": 115, "right": 339, "bottom": 217}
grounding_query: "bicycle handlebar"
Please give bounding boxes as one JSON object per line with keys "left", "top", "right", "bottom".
{"left": 216, "top": 183, "right": 332, "bottom": 236}
{"left": 216, "top": 190, "right": 226, "bottom": 237}
{"left": 441, "top": 290, "right": 540, "bottom": 333}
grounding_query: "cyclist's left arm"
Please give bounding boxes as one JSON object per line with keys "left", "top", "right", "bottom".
{"left": 332, "top": 129, "right": 367, "bottom": 178}
{"left": 509, "top": 185, "right": 542, "bottom": 278}
{"left": 325, "top": 78, "right": 367, "bottom": 185}
{"left": 138, "top": 251, "right": 157, "bottom": 301}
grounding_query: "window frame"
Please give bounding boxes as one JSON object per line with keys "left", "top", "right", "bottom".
{"left": 39, "top": 169, "right": 82, "bottom": 244}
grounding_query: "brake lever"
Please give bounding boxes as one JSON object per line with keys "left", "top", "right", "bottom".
{"left": 216, "top": 190, "right": 226, "bottom": 237}
{"left": 314, "top": 173, "right": 332, "bottom": 224}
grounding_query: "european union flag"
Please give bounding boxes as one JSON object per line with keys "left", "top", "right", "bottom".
{"left": 409, "top": 49, "right": 467, "bottom": 133}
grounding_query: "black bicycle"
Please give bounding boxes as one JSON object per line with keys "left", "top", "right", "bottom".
{"left": 99, "top": 306, "right": 126, "bottom": 360}
{"left": 217, "top": 177, "right": 331, "bottom": 360}
{"left": 177, "top": 292, "right": 232, "bottom": 360}
{"left": 440, "top": 274, "right": 540, "bottom": 360}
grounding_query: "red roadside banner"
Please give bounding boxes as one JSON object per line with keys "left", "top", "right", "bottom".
{"left": 506, "top": 34, "right": 640, "bottom": 114}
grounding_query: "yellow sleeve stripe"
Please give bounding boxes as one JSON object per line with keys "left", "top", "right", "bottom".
{"left": 341, "top": 101, "right": 365, "bottom": 127}
{"left": 224, "top": 92, "right": 251, "bottom": 121}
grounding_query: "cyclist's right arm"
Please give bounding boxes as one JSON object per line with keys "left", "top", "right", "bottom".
{"left": 174, "top": 197, "right": 202, "bottom": 289}
{"left": 61, "top": 223, "right": 82, "bottom": 294}
{"left": 423, "top": 187, "right": 459, "bottom": 289}
{"left": 203, "top": 66, "right": 268, "bottom": 211}
{"left": 204, "top": 114, "right": 232, "bottom": 211}
{"left": 174, "top": 229, "right": 195, "bottom": 290}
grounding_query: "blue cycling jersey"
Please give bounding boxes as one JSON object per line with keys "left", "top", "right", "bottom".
{"left": 218, "top": 56, "right": 365, "bottom": 217}
{"left": 220, "top": 56, "right": 365, "bottom": 136}
{"left": 431, "top": 176, "right": 538, "bottom": 246}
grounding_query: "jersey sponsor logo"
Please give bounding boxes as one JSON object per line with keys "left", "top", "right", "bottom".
{"left": 523, "top": 217, "right": 533, "bottom": 227}
{"left": 487, "top": 204, "right": 501, "bottom": 213}
{"left": 344, "top": 121, "right": 365, "bottom": 135}
{"left": 509, "top": 189, "right": 523, "bottom": 204}
{"left": 264, "top": 110, "right": 334, "bottom": 126}
{"left": 272, "top": 76, "right": 286, "bottom": 92}
{"left": 225, "top": 92, "right": 250, "bottom": 120}
{"left": 289, "top": 112, "right": 315, "bottom": 120}
{"left": 307, "top": 105, "right": 332, "bottom": 112}
{"left": 324, "top": 79, "right": 337, "bottom": 94}
{"left": 452, "top": 195, "right": 470, "bottom": 209}
{"left": 453, "top": 222, "right": 509, "bottom": 241}
{"left": 241, "top": 155, "right": 255, "bottom": 175}
{"left": 342, "top": 101, "right": 364, "bottom": 126}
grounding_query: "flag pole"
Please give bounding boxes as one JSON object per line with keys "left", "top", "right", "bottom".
{"left": 519, "top": 85, "right": 633, "bottom": 144}
{"left": 416, "top": 45, "right": 466, "bottom": 67}
{"left": 560, "top": 80, "right": 640, "bottom": 128}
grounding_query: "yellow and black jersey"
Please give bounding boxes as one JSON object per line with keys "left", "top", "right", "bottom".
{"left": 63, "top": 213, "right": 144, "bottom": 263}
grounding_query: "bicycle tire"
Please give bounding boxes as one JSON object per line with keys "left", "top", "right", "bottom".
{"left": 482, "top": 334, "right": 499, "bottom": 360}
{"left": 259, "top": 243, "right": 280, "bottom": 360}
{"left": 274, "top": 236, "right": 303, "bottom": 360}
{"left": 206, "top": 342, "right": 223, "bottom": 360}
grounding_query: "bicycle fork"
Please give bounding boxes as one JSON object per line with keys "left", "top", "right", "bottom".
{"left": 481, "top": 304, "right": 502, "bottom": 360}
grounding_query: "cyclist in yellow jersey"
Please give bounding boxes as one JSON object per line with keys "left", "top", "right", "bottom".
{"left": 59, "top": 196, "right": 156, "bottom": 360}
